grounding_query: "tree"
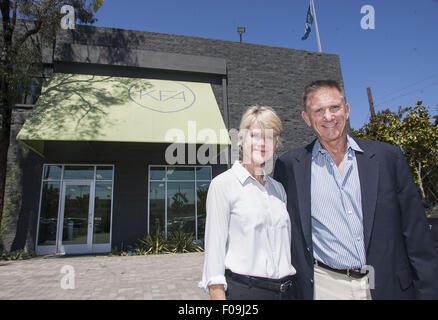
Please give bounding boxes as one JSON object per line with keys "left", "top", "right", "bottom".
{"left": 0, "top": 0, "right": 103, "bottom": 231}
{"left": 352, "top": 102, "right": 438, "bottom": 205}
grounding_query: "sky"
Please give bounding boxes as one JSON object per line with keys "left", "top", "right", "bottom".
{"left": 93, "top": 0, "right": 438, "bottom": 129}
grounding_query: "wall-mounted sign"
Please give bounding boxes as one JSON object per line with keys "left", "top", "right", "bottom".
{"left": 128, "top": 79, "right": 196, "bottom": 113}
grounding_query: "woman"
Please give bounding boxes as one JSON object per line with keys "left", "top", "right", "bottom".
{"left": 199, "top": 106, "right": 297, "bottom": 300}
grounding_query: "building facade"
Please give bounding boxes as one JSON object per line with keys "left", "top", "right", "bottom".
{"left": 4, "top": 25, "right": 344, "bottom": 255}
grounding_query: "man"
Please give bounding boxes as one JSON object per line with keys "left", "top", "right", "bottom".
{"left": 274, "top": 80, "right": 438, "bottom": 300}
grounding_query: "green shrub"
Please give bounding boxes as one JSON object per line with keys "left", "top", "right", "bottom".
{"left": 0, "top": 247, "right": 35, "bottom": 261}
{"left": 135, "top": 230, "right": 204, "bottom": 255}
{"left": 134, "top": 247, "right": 149, "bottom": 255}
{"left": 137, "top": 230, "right": 169, "bottom": 255}
{"left": 167, "top": 231, "right": 204, "bottom": 254}
{"left": 108, "top": 229, "right": 205, "bottom": 257}
{"left": 426, "top": 204, "right": 438, "bottom": 216}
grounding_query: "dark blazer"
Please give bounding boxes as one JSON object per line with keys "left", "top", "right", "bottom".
{"left": 274, "top": 137, "right": 438, "bottom": 300}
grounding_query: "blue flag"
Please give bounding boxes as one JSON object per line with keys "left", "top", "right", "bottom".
{"left": 301, "top": 4, "right": 314, "bottom": 40}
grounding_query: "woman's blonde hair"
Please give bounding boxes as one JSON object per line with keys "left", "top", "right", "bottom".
{"left": 239, "top": 105, "right": 283, "bottom": 137}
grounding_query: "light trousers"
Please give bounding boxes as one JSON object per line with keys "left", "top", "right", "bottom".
{"left": 313, "top": 265, "right": 372, "bottom": 300}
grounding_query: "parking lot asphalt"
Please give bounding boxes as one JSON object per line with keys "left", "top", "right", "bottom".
{"left": 0, "top": 252, "right": 209, "bottom": 300}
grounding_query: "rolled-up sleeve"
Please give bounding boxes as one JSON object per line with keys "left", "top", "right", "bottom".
{"left": 198, "top": 177, "right": 231, "bottom": 294}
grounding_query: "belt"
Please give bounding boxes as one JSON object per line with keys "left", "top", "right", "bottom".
{"left": 225, "top": 269, "right": 296, "bottom": 293}
{"left": 314, "top": 260, "right": 368, "bottom": 279}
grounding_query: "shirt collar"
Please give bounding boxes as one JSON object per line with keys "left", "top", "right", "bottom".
{"left": 312, "top": 135, "right": 363, "bottom": 159}
{"left": 231, "top": 160, "right": 268, "bottom": 185}
{"left": 347, "top": 134, "right": 363, "bottom": 153}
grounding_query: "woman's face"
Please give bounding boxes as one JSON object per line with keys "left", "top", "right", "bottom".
{"left": 240, "top": 122, "right": 277, "bottom": 166}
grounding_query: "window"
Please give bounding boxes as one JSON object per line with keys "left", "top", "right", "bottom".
{"left": 37, "top": 164, "right": 114, "bottom": 248}
{"left": 38, "top": 181, "right": 61, "bottom": 245}
{"left": 148, "top": 166, "right": 211, "bottom": 241}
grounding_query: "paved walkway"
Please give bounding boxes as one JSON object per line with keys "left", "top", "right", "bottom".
{"left": 0, "top": 252, "right": 209, "bottom": 300}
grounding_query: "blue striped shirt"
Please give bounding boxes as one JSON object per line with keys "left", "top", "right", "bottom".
{"left": 311, "top": 135, "right": 366, "bottom": 269}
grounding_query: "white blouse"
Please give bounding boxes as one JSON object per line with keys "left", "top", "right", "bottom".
{"left": 199, "top": 161, "right": 296, "bottom": 293}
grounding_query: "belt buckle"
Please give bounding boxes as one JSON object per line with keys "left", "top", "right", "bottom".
{"left": 347, "top": 268, "right": 367, "bottom": 278}
{"left": 279, "top": 280, "right": 292, "bottom": 293}
{"left": 346, "top": 269, "right": 357, "bottom": 278}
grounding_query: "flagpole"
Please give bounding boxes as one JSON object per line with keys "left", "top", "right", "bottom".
{"left": 311, "top": 0, "right": 322, "bottom": 53}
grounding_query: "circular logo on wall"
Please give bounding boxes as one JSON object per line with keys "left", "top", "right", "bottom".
{"left": 128, "top": 79, "right": 196, "bottom": 113}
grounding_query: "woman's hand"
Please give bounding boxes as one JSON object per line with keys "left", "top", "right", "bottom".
{"left": 209, "top": 285, "right": 226, "bottom": 300}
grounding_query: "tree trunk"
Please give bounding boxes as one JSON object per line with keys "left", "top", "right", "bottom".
{"left": 417, "top": 161, "right": 426, "bottom": 200}
{"left": 0, "top": 106, "right": 12, "bottom": 229}
{"left": 0, "top": 0, "right": 13, "bottom": 230}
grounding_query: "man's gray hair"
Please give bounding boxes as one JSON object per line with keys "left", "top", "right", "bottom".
{"left": 303, "top": 80, "right": 345, "bottom": 111}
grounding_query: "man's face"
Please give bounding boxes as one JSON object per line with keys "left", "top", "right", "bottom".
{"left": 301, "top": 87, "right": 350, "bottom": 146}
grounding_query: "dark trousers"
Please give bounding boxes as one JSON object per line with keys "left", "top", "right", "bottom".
{"left": 225, "top": 273, "right": 297, "bottom": 300}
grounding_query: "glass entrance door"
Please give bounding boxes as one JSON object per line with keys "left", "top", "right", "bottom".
{"left": 36, "top": 165, "right": 114, "bottom": 256}
{"left": 57, "top": 181, "right": 94, "bottom": 254}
